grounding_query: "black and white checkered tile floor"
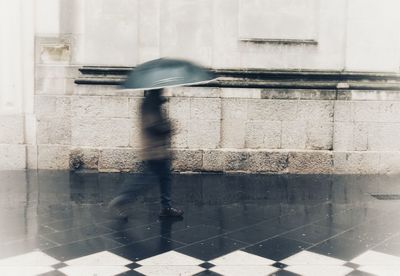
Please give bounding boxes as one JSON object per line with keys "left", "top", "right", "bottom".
{"left": 1, "top": 171, "right": 400, "bottom": 276}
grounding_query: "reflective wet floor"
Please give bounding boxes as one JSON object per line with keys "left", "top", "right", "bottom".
{"left": 1, "top": 171, "right": 400, "bottom": 276}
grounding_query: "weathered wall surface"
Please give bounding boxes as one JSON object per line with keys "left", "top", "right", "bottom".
{"left": 32, "top": 67, "right": 400, "bottom": 174}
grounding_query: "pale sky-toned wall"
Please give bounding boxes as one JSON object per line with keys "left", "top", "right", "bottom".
{"left": 36, "top": 0, "right": 400, "bottom": 72}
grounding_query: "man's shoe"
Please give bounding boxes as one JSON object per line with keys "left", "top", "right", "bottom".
{"left": 159, "top": 207, "right": 184, "bottom": 217}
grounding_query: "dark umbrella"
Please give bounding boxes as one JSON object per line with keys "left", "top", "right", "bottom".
{"left": 122, "top": 58, "right": 216, "bottom": 90}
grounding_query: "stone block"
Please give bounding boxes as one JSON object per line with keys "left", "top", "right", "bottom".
{"left": 225, "top": 150, "right": 250, "bottom": 171}
{"left": 281, "top": 121, "right": 307, "bottom": 149}
{"left": 38, "top": 145, "right": 70, "bottom": 170}
{"left": 248, "top": 151, "right": 289, "bottom": 173}
{"left": 191, "top": 98, "right": 221, "bottom": 120}
{"left": 202, "top": 150, "right": 225, "bottom": 171}
{"left": 0, "top": 115, "right": 24, "bottom": 144}
{"left": 296, "top": 101, "right": 334, "bottom": 122}
{"left": 71, "top": 117, "right": 130, "bottom": 147}
{"left": 353, "top": 122, "right": 369, "bottom": 151}
{"left": 168, "top": 97, "right": 191, "bottom": 120}
{"left": 69, "top": 147, "right": 100, "bottom": 170}
{"left": 333, "top": 152, "right": 380, "bottom": 174}
{"left": 380, "top": 152, "right": 400, "bottom": 174}
{"left": 334, "top": 101, "right": 353, "bottom": 122}
{"left": 188, "top": 120, "right": 221, "bottom": 149}
{"left": 289, "top": 151, "right": 333, "bottom": 174}
{"left": 353, "top": 101, "right": 380, "bottom": 122}
{"left": 37, "top": 117, "right": 71, "bottom": 145}
{"left": 0, "top": 145, "right": 26, "bottom": 170}
{"left": 128, "top": 97, "right": 143, "bottom": 121}
{"left": 367, "top": 123, "right": 400, "bottom": 151}
{"left": 222, "top": 98, "right": 248, "bottom": 120}
{"left": 333, "top": 122, "right": 353, "bottom": 151}
{"left": 130, "top": 126, "right": 142, "bottom": 149}
{"left": 247, "top": 99, "right": 297, "bottom": 121}
{"left": 72, "top": 96, "right": 129, "bottom": 118}
{"left": 171, "top": 119, "right": 189, "bottom": 148}
{"left": 221, "top": 120, "right": 246, "bottom": 148}
{"left": 306, "top": 122, "right": 333, "bottom": 150}
{"left": 245, "top": 121, "right": 281, "bottom": 149}
{"left": 99, "top": 148, "right": 143, "bottom": 172}
{"left": 379, "top": 102, "right": 400, "bottom": 123}
{"left": 35, "top": 96, "right": 71, "bottom": 119}
{"left": 203, "top": 149, "right": 254, "bottom": 172}
{"left": 172, "top": 149, "right": 203, "bottom": 172}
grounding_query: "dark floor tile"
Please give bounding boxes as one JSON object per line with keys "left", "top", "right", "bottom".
{"left": 314, "top": 208, "right": 381, "bottom": 231}
{"left": 308, "top": 236, "right": 371, "bottom": 261}
{"left": 44, "top": 217, "right": 111, "bottom": 232}
{"left": 272, "top": 270, "right": 302, "bottom": 276}
{"left": 105, "top": 223, "right": 164, "bottom": 245}
{"left": 338, "top": 222, "right": 397, "bottom": 247}
{"left": 163, "top": 225, "right": 225, "bottom": 245}
{"left": 244, "top": 237, "right": 310, "bottom": 261}
{"left": 44, "top": 236, "right": 122, "bottom": 261}
{"left": 116, "top": 270, "right": 145, "bottom": 276}
{"left": 202, "top": 213, "right": 265, "bottom": 231}
{"left": 42, "top": 225, "right": 113, "bottom": 245}
{"left": 345, "top": 270, "right": 376, "bottom": 276}
{"left": 281, "top": 224, "right": 342, "bottom": 244}
{"left": 37, "top": 270, "right": 66, "bottom": 276}
{"left": 0, "top": 236, "right": 58, "bottom": 259}
{"left": 225, "top": 222, "right": 284, "bottom": 244}
{"left": 176, "top": 236, "right": 248, "bottom": 261}
{"left": 193, "top": 270, "right": 222, "bottom": 276}
{"left": 111, "top": 237, "right": 185, "bottom": 261}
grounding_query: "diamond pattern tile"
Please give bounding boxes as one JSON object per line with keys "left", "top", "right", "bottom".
{"left": 210, "top": 265, "right": 279, "bottom": 276}
{"left": 281, "top": 250, "right": 347, "bottom": 266}
{"left": 137, "top": 250, "right": 203, "bottom": 266}
{"left": 209, "top": 250, "right": 275, "bottom": 266}
{"left": 59, "top": 265, "right": 130, "bottom": 276}
{"left": 65, "top": 251, "right": 132, "bottom": 266}
{"left": 135, "top": 265, "right": 205, "bottom": 276}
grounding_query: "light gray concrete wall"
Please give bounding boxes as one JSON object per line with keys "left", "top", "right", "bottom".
{"left": 49, "top": 0, "right": 400, "bottom": 70}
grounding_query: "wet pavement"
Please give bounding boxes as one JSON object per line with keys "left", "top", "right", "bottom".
{"left": 1, "top": 171, "right": 400, "bottom": 275}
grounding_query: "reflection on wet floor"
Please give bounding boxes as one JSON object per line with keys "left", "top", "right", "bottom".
{"left": 1, "top": 170, "right": 400, "bottom": 275}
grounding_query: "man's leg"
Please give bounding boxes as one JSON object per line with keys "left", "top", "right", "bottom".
{"left": 148, "top": 159, "right": 183, "bottom": 217}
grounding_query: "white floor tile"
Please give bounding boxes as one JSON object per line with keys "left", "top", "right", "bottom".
{"left": 210, "top": 265, "right": 279, "bottom": 276}
{"left": 0, "top": 266, "right": 54, "bottom": 276}
{"left": 137, "top": 251, "right": 203, "bottom": 266}
{"left": 59, "top": 265, "right": 130, "bottom": 276}
{"left": 135, "top": 265, "right": 205, "bottom": 276}
{"left": 0, "top": 251, "right": 60, "bottom": 266}
{"left": 351, "top": 250, "right": 400, "bottom": 266}
{"left": 209, "top": 250, "right": 275, "bottom": 266}
{"left": 358, "top": 265, "right": 400, "bottom": 276}
{"left": 284, "top": 265, "right": 353, "bottom": 276}
{"left": 65, "top": 251, "right": 132, "bottom": 266}
{"left": 281, "top": 251, "right": 346, "bottom": 266}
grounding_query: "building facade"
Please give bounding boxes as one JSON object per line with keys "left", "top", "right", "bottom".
{"left": 1, "top": 0, "right": 400, "bottom": 173}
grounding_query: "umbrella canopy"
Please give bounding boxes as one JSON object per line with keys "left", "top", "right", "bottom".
{"left": 122, "top": 58, "right": 216, "bottom": 90}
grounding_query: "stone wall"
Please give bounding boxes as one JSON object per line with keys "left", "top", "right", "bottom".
{"left": 32, "top": 65, "right": 400, "bottom": 174}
